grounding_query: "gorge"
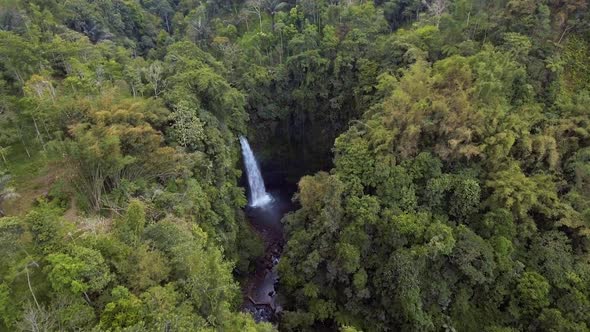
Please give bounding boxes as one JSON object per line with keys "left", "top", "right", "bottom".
{"left": 240, "top": 136, "right": 293, "bottom": 322}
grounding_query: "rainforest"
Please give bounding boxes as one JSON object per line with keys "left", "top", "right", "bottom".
{"left": 0, "top": 0, "right": 589, "bottom": 331}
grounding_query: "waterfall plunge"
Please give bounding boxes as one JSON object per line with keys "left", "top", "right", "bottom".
{"left": 239, "top": 136, "right": 272, "bottom": 207}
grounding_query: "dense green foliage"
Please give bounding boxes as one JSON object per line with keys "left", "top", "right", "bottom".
{"left": 276, "top": 1, "right": 590, "bottom": 331}
{"left": 0, "top": 0, "right": 589, "bottom": 331}
{"left": 0, "top": 0, "right": 269, "bottom": 330}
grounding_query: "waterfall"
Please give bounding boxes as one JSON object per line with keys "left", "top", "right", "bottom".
{"left": 239, "top": 136, "right": 272, "bottom": 207}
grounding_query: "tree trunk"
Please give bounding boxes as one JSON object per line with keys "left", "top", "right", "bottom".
{"left": 17, "top": 127, "right": 31, "bottom": 158}
{"left": 32, "top": 117, "right": 46, "bottom": 151}
{"left": 279, "top": 30, "right": 283, "bottom": 64}
{"left": 83, "top": 291, "right": 94, "bottom": 306}
{"left": 25, "top": 265, "right": 41, "bottom": 311}
{"left": 558, "top": 25, "right": 571, "bottom": 45}
{"left": 165, "top": 15, "right": 171, "bottom": 33}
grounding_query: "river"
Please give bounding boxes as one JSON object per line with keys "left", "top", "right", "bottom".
{"left": 242, "top": 186, "right": 294, "bottom": 322}
{"left": 239, "top": 137, "right": 296, "bottom": 323}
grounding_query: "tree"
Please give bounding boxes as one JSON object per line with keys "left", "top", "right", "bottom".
{"left": 486, "top": 163, "right": 558, "bottom": 222}
{"left": 451, "top": 225, "right": 496, "bottom": 285}
{"left": 513, "top": 271, "right": 550, "bottom": 316}
{"left": 172, "top": 242, "right": 239, "bottom": 325}
{"left": 422, "top": 0, "right": 448, "bottom": 28}
{"left": 123, "top": 59, "right": 146, "bottom": 97}
{"left": 114, "top": 200, "right": 146, "bottom": 246}
{"left": 100, "top": 286, "right": 144, "bottom": 330}
{"left": 120, "top": 245, "right": 170, "bottom": 292}
{"left": 58, "top": 94, "right": 178, "bottom": 212}
{"left": 0, "top": 32, "right": 43, "bottom": 89}
{"left": 246, "top": 0, "right": 289, "bottom": 32}
{"left": 167, "top": 102, "right": 205, "bottom": 151}
{"left": 0, "top": 146, "right": 10, "bottom": 164}
{"left": 143, "top": 0, "right": 174, "bottom": 32}
{"left": 263, "top": 0, "right": 289, "bottom": 32}
{"left": 246, "top": 0, "right": 264, "bottom": 31}
{"left": 144, "top": 61, "right": 167, "bottom": 98}
{"left": 25, "top": 203, "right": 71, "bottom": 254}
{"left": 0, "top": 171, "right": 18, "bottom": 217}
{"left": 45, "top": 246, "right": 112, "bottom": 303}
{"left": 17, "top": 303, "right": 56, "bottom": 332}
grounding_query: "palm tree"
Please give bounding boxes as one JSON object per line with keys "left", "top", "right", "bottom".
{"left": 263, "top": 0, "right": 289, "bottom": 32}
{"left": 247, "top": 0, "right": 289, "bottom": 32}
{"left": 0, "top": 172, "right": 18, "bottom": 217}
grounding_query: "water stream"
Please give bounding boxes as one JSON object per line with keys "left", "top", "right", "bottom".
{"left": 239, "top": 136, "right": 293, "bottom": 322}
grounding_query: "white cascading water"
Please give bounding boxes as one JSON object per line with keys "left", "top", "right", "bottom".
{"left": 239, "top": 136, "right": 272, "bottom": 207}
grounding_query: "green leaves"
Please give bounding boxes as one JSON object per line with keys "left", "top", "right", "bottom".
{"left": 451, "top": 225, "right": 496, "bottom": 285}
{"left": 0, "top": 32, "right": 44, "bottom": 89}
{"left": 279, "top": 20, "right": 590, "bottom": 330}
{"left": 100, "top": 286, "right": 144, "bottom": 330}
{"left": 114, "top": 199, "right": 146, "bottom": 246}
{"left": 45, "top": 246, "right": 111, "bottom": 296}
{"left": 168, "top": 102, "right": 206, "bottom": 151}
{"left": 335, "top": 243, "right": 360, "bottom": 274}
{"left": 0, "top": 172, "right": 17, "bottom": 217}
{"left": 0, "top": 0, "right": 588, "bottom": 331}
{"left": 486, "top": 163, "right": 558, "bottom": 221}
{"left": 514, "top": 271, "right": 550, "bottom": 315}
{"left": 56, "top": 94, "right": 178, "bottom": 212}
{"left": 25, "top": 202, "right": 71, "bottom": 255}
{"left": 164, "top": 41, "right": 248, "bottom": 133}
